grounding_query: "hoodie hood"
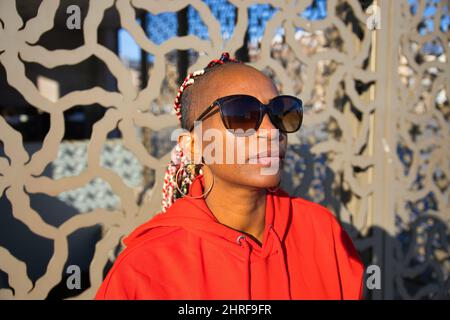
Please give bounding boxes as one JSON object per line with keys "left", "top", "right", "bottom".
{"left": 123, "top": 174, "right": 293, "bottom": 299}
{"left": 97, "top": 174, "right": 365, "bottom": 300}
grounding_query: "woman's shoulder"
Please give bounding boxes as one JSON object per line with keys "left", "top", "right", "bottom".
{"left": 112, "top": 227, "right": 177, "bottom": 265}
{"left": 288, "top": 194, "right": 364, "bottom": 298}
{"left": 119, "top": 224, "right": 189, "bottom": 262}
{"left": 286, "top": 194, "right": 357, "bottom": 246}
{"left": 289, "top": 195, "right": 339, "bottom": 226}
{"left": 95, "top": 225, "right": 189, "bottom": 299}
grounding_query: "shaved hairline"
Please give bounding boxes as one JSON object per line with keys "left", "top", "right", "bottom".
{"left": 180, "top": 63, "right": 274, "bottom": 130}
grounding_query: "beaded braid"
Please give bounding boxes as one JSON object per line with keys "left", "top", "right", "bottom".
{"left": 161, "top": 52, "right": 240, "bottom": 212}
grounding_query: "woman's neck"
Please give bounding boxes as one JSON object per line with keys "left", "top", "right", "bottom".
{"left": 203, "top": 174, "right": 267, "bottom": 245}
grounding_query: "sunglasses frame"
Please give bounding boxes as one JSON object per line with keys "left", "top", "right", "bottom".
{"left": 188, "top": 94, "right": 303, "bottom": 135}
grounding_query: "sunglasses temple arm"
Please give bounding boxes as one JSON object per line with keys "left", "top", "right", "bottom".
{"left": 189, "top": 103, "right": 218, "bottom": 131}
{"left": 282, "top": 104, "right": 302, "bottom": 116}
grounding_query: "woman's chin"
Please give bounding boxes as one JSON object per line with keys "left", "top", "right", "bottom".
{"left": 210, "top": 163, "right": 282, "bottom": 189}
{"left": 245, "top": 174, "right": 281, "bottom": 190}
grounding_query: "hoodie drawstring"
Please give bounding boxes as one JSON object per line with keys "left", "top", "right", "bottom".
{"left": 237, "top": 234, "right": 251, "bottom": 299}
{"left": 269, "top": 225, "right": 292, "bottom": 299}
{"left": 236, "top": 227, "right": 292, "bottom": 300}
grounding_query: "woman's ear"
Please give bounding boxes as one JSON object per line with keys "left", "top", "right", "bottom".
{"left": 178, "top": 133, "right": 201, "bottom": 163}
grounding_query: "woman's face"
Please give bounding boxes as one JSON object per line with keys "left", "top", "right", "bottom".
{"left": 185, "top": 63, "right": 287, "bottom": 190}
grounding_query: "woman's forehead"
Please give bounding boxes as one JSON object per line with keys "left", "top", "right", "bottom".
{"left": 198, "top": 64, "right": 279, "bottom": 106}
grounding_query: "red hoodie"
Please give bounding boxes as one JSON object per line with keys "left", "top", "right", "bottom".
{"left": 95, "top": 174, "right": 364, "bottom": 300}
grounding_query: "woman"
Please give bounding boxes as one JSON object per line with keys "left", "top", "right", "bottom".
{"left": 96, "top": 53, "right": 364, "bottom": 300}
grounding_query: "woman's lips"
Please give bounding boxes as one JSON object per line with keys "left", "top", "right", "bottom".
{"left": 256, "top": 156, "right": 281, "bottom": 166}
{"left": 248, "top": 155, "right": 284, "bottom": 166}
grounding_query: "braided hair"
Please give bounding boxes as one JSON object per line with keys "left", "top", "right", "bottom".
{"left": 161, "top": 52, "right": 241, "bottom": 212}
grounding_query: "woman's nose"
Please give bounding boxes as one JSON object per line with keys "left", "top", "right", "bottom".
{"left": 257, "top": 114, "right": 278, "bottom": 139}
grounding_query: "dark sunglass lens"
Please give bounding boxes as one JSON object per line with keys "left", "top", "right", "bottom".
{"left": 220, "top": 96, "right": 261, "bottom": 134}
{"left": 270, "top": 97, "right": 303, "bottom": 133}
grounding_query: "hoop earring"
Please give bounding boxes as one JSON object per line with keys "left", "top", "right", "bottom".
{"left": 175, "top": 162, "right": 214, "bottom": 199}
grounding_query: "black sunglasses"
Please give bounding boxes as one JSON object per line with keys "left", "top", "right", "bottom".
{"left": 189, "top": 94, "right": 303, "bottom": 136}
